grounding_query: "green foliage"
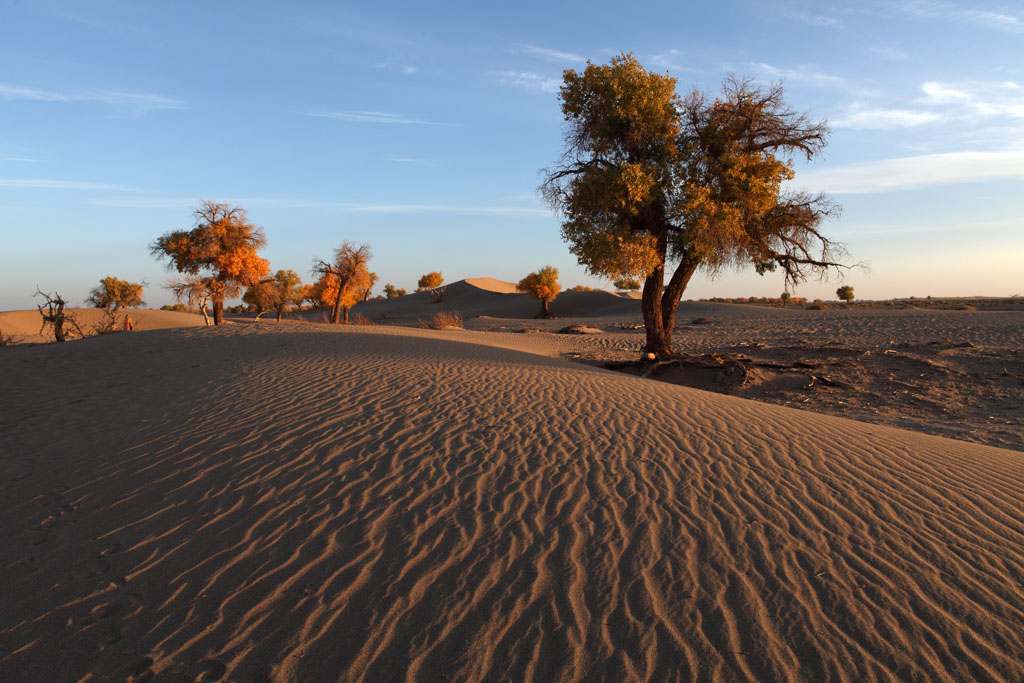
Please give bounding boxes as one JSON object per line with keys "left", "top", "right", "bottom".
{"left": 87, "top": 276, "right": 145, "bottom": 310}
{"left": 542, "top": 53, "right": 844, "bottom": 355}
{"left": 836, "top": 285, "right": 855, "bottom": 303}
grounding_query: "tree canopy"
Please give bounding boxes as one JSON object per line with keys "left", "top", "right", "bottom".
{"left": 836, "top": 285, "right": 854, "bottom": 304}
{"left": 313, "top": 242, "right": 372, "bottom": 324}
{"left": 417, "top": 272, "right": 444, "bottom": 292}
{"left": 87, "top": 276, "right": 145, "bottom": 310}
{"left": 542, "top": 53, "right": 847, "bottom": 356}
{"left": 151, "top": 201, "right": 269, "bottom": 325}
{"left": 384, "top": 283, "right": 406, "bottom": 299}
{"left": 243, "top": 269, "right": 304, "bottom": 321}
{"left": 517, "top": 266, "right": 561, "bottom": 318}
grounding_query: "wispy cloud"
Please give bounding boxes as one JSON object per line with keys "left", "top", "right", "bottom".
{"left": 649, "top": 49, "right": 700, "bottom": 74}
{"left": 749, "top": 62, "right": 846, "bottom": 88}
{"left": 787, "top": 11, "right": 840, "bottom": 27}
{"left": 797, "top": 150, "right": 1024, "bottom": 193}
{"left": 522, "top": 45, "right": 585, "bottom": 63}
{"left": 832, "top": 106, "right": 942, "bottom": 129}
{"left": 0, "top": 156, "right": 37, "bottom": 163}
{"left": 0, "top": 82, "right": 183, "bottom": 114}
{"left": 91, "top": 196, "right": 550, "bottom": 215}
{"left": 0, "top": 178, "right": 141, "bottom": 191}
{"left": 494, "top": 71, "right": 561, "bottom": 93}
{"left": 894, "top": 1, "right": 1023, "bottom": 33}
{"left": 386, "top": 155, "right": 434, "bottom": 165}
{"left": 866, "top": 44, "right": 909, "bottom": 62}
{"left": 311, "top": 110, "right": 443, "bottom": 125}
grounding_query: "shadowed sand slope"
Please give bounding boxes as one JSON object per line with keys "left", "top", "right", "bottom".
{"left": 348, "top": 279, "right": 639, "bottom": 324}
{"left": 1, "top": 324, "right": 1021, "bottom": 682}
{"left": 0, "top": 308, "right": 206, "bottom": 343}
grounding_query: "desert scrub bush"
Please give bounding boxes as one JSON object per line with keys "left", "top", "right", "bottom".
{"left": 691, "top": 316, "right": 711, "bottom": 325}
{"left": 350, "top": 313, "right": 374, "bottom": 326}
{"left": 419, "top": 310, "right": 463, "bottom": 329}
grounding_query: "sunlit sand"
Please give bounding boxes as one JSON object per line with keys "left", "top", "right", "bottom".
{"left": 1, "top": 281, "right": 1021, "bottom": 681}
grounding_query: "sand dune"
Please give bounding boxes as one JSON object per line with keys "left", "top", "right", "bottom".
{"left": 0, "top": 308, "right": 206, "bottom": 344}
{"left": 1, "top": 323, "right": 1021, "bottom": 681}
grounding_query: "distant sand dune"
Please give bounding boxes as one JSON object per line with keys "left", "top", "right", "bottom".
{"left": 1, "top": 323, "right": 1021, "bottom": 681}
{"left": 0, "top": 308, "right": 206, "bottom": 344}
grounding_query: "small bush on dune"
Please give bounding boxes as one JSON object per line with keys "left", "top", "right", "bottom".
{"left": 350, "top": 313, "right": 374, "bottom": 326}
{"left": 419, "top": 310, "right": 463, "bottom": 329}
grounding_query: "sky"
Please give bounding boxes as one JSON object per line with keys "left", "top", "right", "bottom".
{"left": 1, "top": 0, "right": 1022, "bottom": 310}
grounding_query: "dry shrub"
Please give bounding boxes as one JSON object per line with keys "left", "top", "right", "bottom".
{"left": 691, "top": 316, "right": 711, "bottom": 325}
{"left": 350, "top": 313, "right": 374, "bottom": 326}
{"left": 429, "top": 285, "right": 447, "bottom": 304}
{"left": 0, "top": 328, "right": 15, "bottom": 348}
{"left": 420, "top": 310, "right": 463, "bottom": 329}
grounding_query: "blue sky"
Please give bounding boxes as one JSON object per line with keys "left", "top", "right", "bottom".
{"left": 1, "top": 0, "right": 1022, "bottom": 309}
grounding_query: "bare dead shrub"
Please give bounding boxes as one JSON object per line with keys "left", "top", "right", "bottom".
{"left": 429, "top": 285, "right": 447, "bottom": 304}
{"left": 419, "top": 310, "right": 463, "bottom": 329}
{"left": 35, "top": 289, "right": 83, "bottom": 342}
{"left": 0, "top": 327, "right": 15, "bottom": 348}
{"left": 350, "top": 313, "right": 374, "bottom": 326}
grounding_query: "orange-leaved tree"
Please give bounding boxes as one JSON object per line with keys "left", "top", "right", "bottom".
{"left": 417, "top": 272, "right": 443, "bottom": 292}
{"left": 151, "top": 201, "right": 269, "bottom": 325}
{"left": 541, "top": 53, "right": 849, "bottom": 357}
{"left": 517, "top": 266, "right": 561, "bottom": 318}
{"left": 87, "top": 277, "right": 145, "bottom": 311}
{"left": 243, "top": 269, "right": 304, "bottom": 321}
{"left": 312, "top": 242, "right": 372, "bottom": 323}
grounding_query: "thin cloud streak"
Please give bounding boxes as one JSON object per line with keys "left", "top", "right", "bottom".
{"left": 0, "top": 82, "right": 183, "bottom": 113}
{"left": 494, "top": 71, "right": 561, "bottom": 93}
{"left": 522, "top": 45, "right": 586, "bottom": 63}
{"left": 797, "top": 150, "right": 1024, "bottom": 193}
{"left": 832, "top": 107, "right": 942, "bottom": 129}
{"left": 91, "top": 196, "right": 550, "bottom": 215}
{"left": 311, "top": 110, "right": 444, "bottom": 125}
{"left": 0, "top": 178, "right": 141, "bottom": 191}
{"left": 894, "top": 1, "right": 1024, "bottom": 34}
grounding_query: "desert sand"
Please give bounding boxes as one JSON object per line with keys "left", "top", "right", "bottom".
{"left": 0, "top": 308, "right": 207, "bottom": 345}
{"left": 1, "top": 281, "right": 1022, "bottom": 681}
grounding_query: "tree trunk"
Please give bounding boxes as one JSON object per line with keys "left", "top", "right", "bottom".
{"left": 330, "top": 295, "right": 342, "bottom": 324}
{"left": 658, "top": 259, "right": 699, "bottom": 352}
{"left": 343, "top": 306, "right": 350, "bottom": 324}
{"left": 641, "top": 264, "right": 672, "bottom": 358}
{"left": 212, "top": 293, "right": 225, "bottom": 325}
{"left": 538, "top": 299, "right": 550, "bottom": 318}
{"left": 276, "top": 310, "right": 283, "bottom": 322}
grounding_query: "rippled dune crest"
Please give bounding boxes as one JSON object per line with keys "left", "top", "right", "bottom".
{"left": 1, "top": 324, "right": 1021, "bottom": 682}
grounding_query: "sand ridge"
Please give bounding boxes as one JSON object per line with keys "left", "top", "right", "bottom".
{"left": 1, "top": 323, "right": 1021, "bottom": 681}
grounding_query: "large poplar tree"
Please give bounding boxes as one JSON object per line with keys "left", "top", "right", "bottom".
{"left": 541, "top": 53, "right": 848, "bottom": 357}
{"left": 152, "top": 201, "right": 269, "bottom": 325}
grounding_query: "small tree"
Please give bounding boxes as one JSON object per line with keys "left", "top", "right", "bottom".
{"left": 780, "top": 291, "right": 791, "bottom": 307}
{"left": 169, "top": 276, "right": 214, "bottom": 325}
{"left": 613, "top": 277, "right": 641, "bottom": 292}
{"left": 359, "top": 272, "right": 379, "bottom": 302}
{"left": 417, "top": 272, "right": 444, "bottom": 292}
{"left": 243, "top": 270, "right": 304, "bottom": 321}
{"left": 836, "top": 285, "right": 854, "bottom": 304}
{"left": 87, "top": 277, "right": 145, "bottom": 311}
{"left": 151, "top": 201, "right": 269, "bottom": 325}
{"left": 517, "top": 266, "right": 561, "bottom": 318}
{"left": 313, "top": 242, "right": 372, "bottom": 324}
{"left": 383, "top": 283, "right": 406, "bottom": 299}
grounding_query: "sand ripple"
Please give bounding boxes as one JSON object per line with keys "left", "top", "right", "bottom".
{"left": 1, "top": 324, "right": 1021, "bottom": 681}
